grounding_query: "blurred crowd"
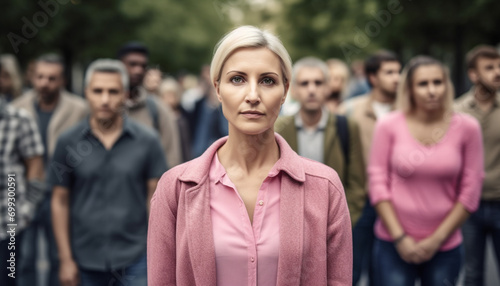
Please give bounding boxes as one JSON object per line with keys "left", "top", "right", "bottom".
{"left": 0, "top": 40, "right": 499, "bottom": 286}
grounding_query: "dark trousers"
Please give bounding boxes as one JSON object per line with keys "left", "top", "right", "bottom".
{"left": 79, "top": 253, "right": 147, "bottom": 286}
{"left": 373, "top": 238, "right": 462, "bottom": 286}
{"left": 18, "top": 195, "right": 59, "bottom": 286}
{"left": 352, "top": 198, "right": 376, "bottom": 286}
{"left": 462, "top": 200, "right": 500, "bottom": 286}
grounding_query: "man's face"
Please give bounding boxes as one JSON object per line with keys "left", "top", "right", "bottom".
{"left": 294, "top": 67, "right": 328, "bottom": 112}
{"left": 85, "top": 72, "right": 126, "bottom": 123}
{"left": 33, "top": 62, "right": 64, "bottom": 102}
{"left": 469, "top": 57, "right": 500, "bottom": 93}
{"left": 370, "top": 61, "right": 401, "bottom": 98}
{"left": 121, "top": 52, "right": 148, "bottom": 89}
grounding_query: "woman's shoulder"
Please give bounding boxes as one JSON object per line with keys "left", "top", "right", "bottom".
{"left": 452, "top": 111, "right": 480, "bottom": 131}
{"left": 299, "top": 156, "right": 344, "bottom": 192}
{"left": 373, "top": 110, "right": 405, "bottom": 133}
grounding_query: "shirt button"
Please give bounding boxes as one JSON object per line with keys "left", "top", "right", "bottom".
{"left": 259, "top": 200, "right": 264, "bottom": 206}
{"left": 251, "top": 257, "right": 255, "bottom": 262}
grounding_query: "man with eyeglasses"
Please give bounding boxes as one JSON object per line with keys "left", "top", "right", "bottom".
{"left": 275, "top": 57, "right": 365, "bottom": 226}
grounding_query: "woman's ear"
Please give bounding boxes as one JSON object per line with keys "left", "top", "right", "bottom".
{"left": 214, "top": 80, "right": 222, "bottom": 103}
{"left": 282, "top": 82, "right": 290, "bottom": 104}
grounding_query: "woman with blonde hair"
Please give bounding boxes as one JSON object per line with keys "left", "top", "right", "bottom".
{"left": 148, "top": 25, "right": 352, "bottom": 285}
{"left": 369, "top": 56, "right": 484, "bottom": 285}
{"left": 0, "top": 54, "right": 23, "bottom": 101}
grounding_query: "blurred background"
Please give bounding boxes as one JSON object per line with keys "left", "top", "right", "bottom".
{"left": 1, "top": 0, "right": 500, "bottom": 95}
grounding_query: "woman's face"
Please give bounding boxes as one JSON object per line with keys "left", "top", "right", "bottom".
{"left": 215, "top": 47, "right": 288, "bottom": 136}
{"left": 411, "top": 64, "right": 446, "bottom": 113}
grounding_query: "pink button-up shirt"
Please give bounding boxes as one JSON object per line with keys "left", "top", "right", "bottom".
{"left": 209, "top": 153, "right": 281, "bottom": 286}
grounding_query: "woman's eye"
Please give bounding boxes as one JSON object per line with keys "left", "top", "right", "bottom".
{"left": 261, "top": 77, "right": 276, "bottom": 85}
{"left": 230, "top": 76, "right": 244, "bottom": 84}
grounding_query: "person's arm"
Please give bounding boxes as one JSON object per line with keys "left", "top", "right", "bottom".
{"left": 345, "top": 120, "right": 366, "bottom": 226}
{"left": 368, "top": 117, "right": 421, "bottom": 263}
{"left": 145, "top": 133, "right": 168, "bottom": 215}
{"left": 146, "top": 178, "right": 160, "bottom": 215}
{"left": 327, "top": 178, "right": 353, "bottom": 285}
{"left": 414, "top": 203, "right": 470, "bottom": 262}
{"left": 52, "top": 186, "right": 79, "bottom": 286}
{"left": 374, "top": 201, "right": 421, "bottom": 263}
{"left": 25, "top": 156, "right": 44, "bottom": 180}
{"left": 415, "top": 115, "right": 484, "bottom": 262}
{"left": 148, "top": 174, "right": 178, "bottom": 285}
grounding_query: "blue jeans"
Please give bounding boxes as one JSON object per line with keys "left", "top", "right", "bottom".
{"left": 18, "top": 195, "right": 59, "bottom": 286}
{"left": 80, "top": 253, "right": 147, "bottom": 286}
{"left": 352, "top": 198, "right": 376, "bottom": 286}
{"left": 373, "top": 238, "right": 462, "bottom": 286}
{"left": 462, "top": 200, "right": 500, "bottom": 286}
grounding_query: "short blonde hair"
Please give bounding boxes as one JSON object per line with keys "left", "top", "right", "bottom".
{"left": 210, "top": 25, "right": 292, "bottom": 87}
{"left": 396, "top": 56, "right": 454, "bottom": 113}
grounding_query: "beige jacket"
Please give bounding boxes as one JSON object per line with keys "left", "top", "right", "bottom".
{"left": 11, "top": 89, "right": 89, "bottom": 159}
{"left": 126, "top": 87, "right": 182, "bottom": 168}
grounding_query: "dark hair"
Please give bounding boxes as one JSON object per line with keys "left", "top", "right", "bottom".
{"left": 116, "top": 42, "right": 149, "bottom": 59}
{"left": 365, "top": 50, "right": 399, "bottom": 87}
{"left": 466, "top": 45, "right": 500, "bottom": 70}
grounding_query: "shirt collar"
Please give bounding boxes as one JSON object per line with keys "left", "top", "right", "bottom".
{"left": 294, "top": 107, "right": 329, "bottom": 130}
{"left": 210, "top": 148, "right": 284, "bottom": 187}
{"left": 466, "top": 87, "right": 500, "bottom": 109}
{"left": 180, "top": 133, "right": 306, "bottom": 185}
{"left": 79, "top": 115, "right": 135, "bottom": 139}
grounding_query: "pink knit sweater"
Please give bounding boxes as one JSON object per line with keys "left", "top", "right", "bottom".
{"left": 369, "top": 111, "right": 484, "bottom": 250}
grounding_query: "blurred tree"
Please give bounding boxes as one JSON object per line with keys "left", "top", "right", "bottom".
{"left": 274, "top": 0, "right": 500, "bottom": 94}
{"left": 0, "top": 0, "right": 230, "bottom": 91}
{"left": 0, "top": 0, "right": 149, "bottom": 89}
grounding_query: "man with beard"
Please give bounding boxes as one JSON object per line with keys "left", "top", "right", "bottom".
{"left": 50, "top": 59, "right": 166, "bottom": 286}
{"left": 338, "top": 50, "right": 401, "bottom": 286}
{"left": 117, "top": 42, "right": 181, "bottom": 167}
{"left": 12, "top": 53, "right": 88, "bottom": 286}
{"left": 455, "top": 45, "right": 500, "bottom": 286}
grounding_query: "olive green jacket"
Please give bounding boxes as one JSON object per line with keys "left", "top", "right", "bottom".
{"left": 274, "top": 113, "right": 366, "bottom": 225}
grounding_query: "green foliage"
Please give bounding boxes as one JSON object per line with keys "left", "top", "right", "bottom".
{"left": 0, "top": 0, "right": 230, "bottom": 74}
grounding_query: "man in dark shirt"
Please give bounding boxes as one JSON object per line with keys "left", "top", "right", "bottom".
{"left": 49, "top": 59, "right": 167, "bottom": 286}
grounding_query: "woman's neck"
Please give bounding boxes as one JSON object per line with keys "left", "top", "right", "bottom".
{"left": 409, "top": 107, "right": 445, "bottom": 124}
{"left": 217, "top": 127, "right": 279, "bottom": 175}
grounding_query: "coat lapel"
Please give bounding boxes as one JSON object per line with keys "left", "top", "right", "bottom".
{"left": 276, "top": 174, "right": 304, "bottom": 286}
{"left": 185, "top": 182, "right": 217, "bottom": 286}
{"left": 323, "top": 113, "right": 337, "bottom": 163}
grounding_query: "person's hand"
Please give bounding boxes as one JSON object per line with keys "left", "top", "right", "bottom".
{"left": 395, "top": 235, "right": 421, "bottom": 264}
{"left": 414, "top": 236, "right": 442, "bottom": 263}
{"left": 59, "top": 258, "right": 79, "bottom": 286}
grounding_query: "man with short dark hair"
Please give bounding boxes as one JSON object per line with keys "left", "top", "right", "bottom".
{"left": 338, "top": 50, "right": 401, "bottom": 286}
{"left": 455, "top": 45, "right": 500, "bottom": 286}
{"left": 12, "top": 53, "right": 88, "bottom": 286}
{"left": 50, "top": 59, "right": 167, "bottom": 286}
{"left": 118, "top": 42, "right": 181, "bottom": 167}
{"left": 275, "top": 57, "right": 366, "bottom": 226}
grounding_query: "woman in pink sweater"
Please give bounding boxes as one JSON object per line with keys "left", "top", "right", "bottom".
{"left": 147, "top": 26, "right": 352, "bottom": 286}
{"left": 369, "top": 56, "right": 484, "bottom": 286}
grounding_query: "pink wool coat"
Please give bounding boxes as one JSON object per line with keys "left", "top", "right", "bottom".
{"left": 148, "top": 134, "right": 353, "bottom": 285}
